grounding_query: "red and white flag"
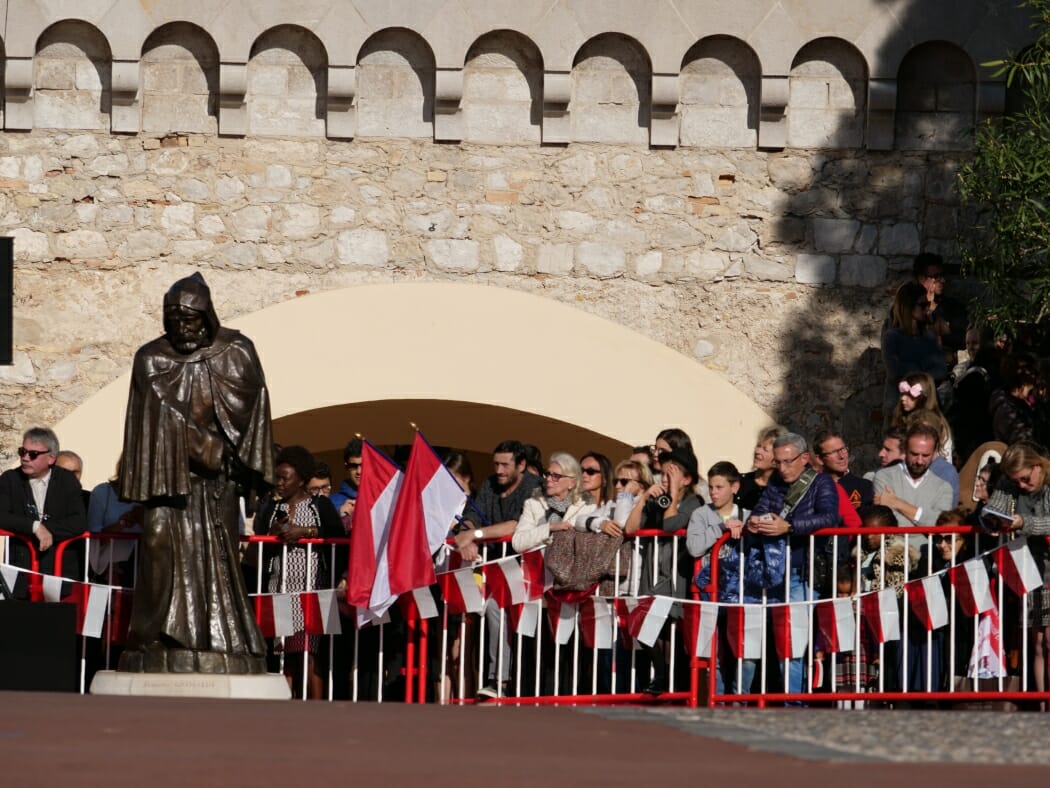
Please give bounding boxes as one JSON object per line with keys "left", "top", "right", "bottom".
{"left": 908, "top": 575, "right": 949, "bottom": 630}
{"left": 255, "top": 593, "right": 296, "bottom": 638}
{"left": 627, "top": 596, "right": 673, "bottom": 648}
{"left": 579, "top": 597, "right": 615, "bottom": 649}
{"left": 398, "top": 586, "right": 440, "bottom": 620}
{"left": 511, "top": 599, "right": 542, "bottom": 638}
{"left": 520, "top": 549, "right": 552, "bottom": 600}
{"left": 484, "top": 557, "right": 527, "bottom": 609}
{"left": 62, "top": 582, "right": 108, "bottom": 639}
{"left": 771, "top": 602, "right": 809, "bottom": 659}
{"left": 949, "top": 559, "right": 995, "bottom": 616}
{"left": 692, "top": 601, "right": 719, "bottom": 659}
{"left": 860, "top": 587, "right": 901, "bottom": 643}
{"left": 302, "top": 590, "right": 342, "bottom": 635}
{"left": 995, "top": 539, "right": 1045, "bottom": 598}
{"left": 437, "top": 568, "right": 485, "bottom": 615}
{"left": 547, "top": 598, "right": 578, "bottom": 645}
{"left": 817, "top": 598, "right": 856, "bottom": 653}
{"left": 347, "top": 441, "right": 404, "bottom": 627}
{"left": 387, "top": 432, "right": 467, "bottom": 599}
{"left": 0, "top": 563, "right": 17, "bottom": 594}
{"left": 42, "top": 574, "right": 63, "bottom": 602}
{"left": 726, "top": 604, "right": 763, "bottom": 659}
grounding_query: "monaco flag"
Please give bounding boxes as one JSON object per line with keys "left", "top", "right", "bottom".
{"left": 484, "top": 557, "right": 528, "bottom": 609}
{"left": 817, "top": 598, "right": 856, "bottom": 653}
{"left": 547, "top": 598, "right": 578, "bottom": 645}
{"left": 579, "top": 597, "right": 615, "bottom": 649}
{"left": 437, "top": 567, "right": 485, "bottom": 615}
{"left": 907, "top": 575, "right": 949, "bottom": 631}
{"left": 627, "top": 596, "right": 673, "bottom": 648}
{"left": 692, "top": 601, "right": 719, "bottom": 659}
{"left": 398, "top": 586, "right": 440, "bottom": 620}
{"left": 860, "top": 587, "right": 901, "bottom": 644}
{"left": 302, "top": 590, "right": 342, "bottom": 636}
{"left": 347, "top": 441, "right": 404, "bottom": 627}
{"left": 387, "top": 431, "right": 467, "bottom": 598}
{"left": 949, "top": 558, "right": 995, "bottom": 616}
{"left": 726, "top": 604, "right": 764, "bottom": 659}
{"left": 771, "top": 602, "right": 809, "bottom": 659}
{"left": 255, "top": 593, "right": 296, "bottom": 638}
{"left": 995, "top": 539, "right": 1045, "bottom": 598}
{"left": 520, "top": 549, "right": 552, "bottom": 600}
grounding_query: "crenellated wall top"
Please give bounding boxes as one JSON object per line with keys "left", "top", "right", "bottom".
{"left": 1, "top": 0, "right": 1034, "bottom": 77}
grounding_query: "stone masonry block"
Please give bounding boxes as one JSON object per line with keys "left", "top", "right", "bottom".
{"left": 839, "top": 255, "right": 887, "bottom": 288}
{"left": 427, "top": 239, "right": 480, "bottom": 271}
{"left": 812, "top": 217, "right": 860, "bottom": 253}
{"left": 794, "top": 253, "right": 836, "bottom": 285}
{"left": 338, "top": 229, "right": 389, "bottom": 267}
{"left": 879, "top": 223, "right": 921, "bottom": 255}
{"left": 536, "top": 243, "right": 573, "bottom": 275}
{"left": 577, "top": 242, "right": 625, "bottom": 278}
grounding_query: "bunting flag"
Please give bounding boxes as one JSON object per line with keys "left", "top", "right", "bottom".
{"left": 520, "top": 549, "right": 552, "bottom": 600}
{"left": 726, "top": 604, "right": 764, "bottom": 659}
{"left": 949, "top": 559, "right": 995, "bottom": 616}
{"left": 0, "top": 564, "right": 17, "bottom": 596}
{"left": 64, "top": 582, "right": 109, "bottom": 639}
{"left": 301, "top": 590, "right": 342, "bottom": 635}
{"left": 42, "top": 574, "right": 63, "bottom": 603}
{"left": 579, "top": 597, "right": 614, "bottom": 649}
{"left": 693, "top": 601, "right": 719, "bottom": 659}
{"left": 860, "top": 587, "right": 901, "bottom": 644}
{"left": 255, "top": 594, "right": 296, "bottom": 638}
{"left": 437, "top": 568, "right": 485, "bottom": 615}
{"left": 995, "top": 539, "right": 1045, "bottom": 598}
{"left": 771, "top": 602, "right": 809, "bottom": 660}
{"left": 510, "top": 599, "right": 542, "bottom": 638}
{"left": 386, "top": 431, "right": 467, "bottom": 598}
{"left": 627, "top": 596, "right": 673, "bottom": 648}
{"left": 484, "top": 557, "right": 527, "bottom": 609}
{"left": 817, "top": 598, "right": 856, "bottom": 653}
{"left": 547, "top": 598, "right": 578, "bottom": 645}
{"left": 969, "top": 607, "right": 1007, "bottom": 679}
{"left": 347, "top": 441, "right": 404, "bottom": 627}
{"left": 908, "top": 575, "right": 949, "bottom": 631}
{"left": 398, "top": 586, "right": 440, "bottom": 620}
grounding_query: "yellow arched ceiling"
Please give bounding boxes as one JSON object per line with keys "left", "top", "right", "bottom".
{"left": 57, "top": 281, "right": 772, "bottom": 486}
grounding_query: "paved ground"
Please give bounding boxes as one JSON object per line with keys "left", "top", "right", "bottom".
{"left": 1, "top": 692, "right": 1048, "bottom": 786}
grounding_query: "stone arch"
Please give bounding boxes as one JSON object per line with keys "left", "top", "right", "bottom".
{"left": 356, "top": 28, "right": 435, "bottom": 139}
{"left": 570, "top": 33, "right": 651, "bottom": 145}
{"left": 461, "top": 30, "right": 542, "bottom": 145}
{"left": 895, "top": 41, "right": 975, "bottom": 150}
{"left": 247, "top": 25, "right": 328, "bottom": 137}
{"left": 679, "top": 36, "right": 760, "bottom": 149}
{"left": 34, "top": 20, "right": 112, "bottom": 130}
{"left": 55, "top": 282, "right": 771, "bottom": 488}
{"left": 141, "top": 22, "right": 219, "bottom": 135}
{"left": 787, "top": 38, "right": 868, "bottom": 149}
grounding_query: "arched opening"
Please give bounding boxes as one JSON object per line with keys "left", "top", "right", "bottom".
{"left": 56, "top": 282, "right": 771, "bottom": 486}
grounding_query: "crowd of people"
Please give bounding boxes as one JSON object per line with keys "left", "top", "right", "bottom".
{"left": 3, "top": 252, "right": 1050, "bottom": 707}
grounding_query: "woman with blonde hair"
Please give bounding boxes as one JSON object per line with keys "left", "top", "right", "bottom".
{"left": 986, "top": 441, "right": 1050, "bottom": 705}
{"left": 512, "top": 452, "right": 596, "bottom": 553}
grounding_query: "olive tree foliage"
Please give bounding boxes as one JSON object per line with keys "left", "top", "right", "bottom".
{"left": 957, "top": 0, "right": 1050, "bottom": 336}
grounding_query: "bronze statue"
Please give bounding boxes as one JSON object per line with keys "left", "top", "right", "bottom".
{"left": 118, "top": 274, "right": 273, "bottom": 674}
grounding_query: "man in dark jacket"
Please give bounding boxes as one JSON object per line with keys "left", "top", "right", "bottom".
{"left": 748, "top": 432, "right": 841, "bottom": 696}
{"left": 0, "top": 427, "right": 87, "bottom": 598}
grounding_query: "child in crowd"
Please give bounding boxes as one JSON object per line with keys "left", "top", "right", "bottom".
{"left": 891, "top": 371, "right": 954, "bottom": 462}
{"left": 689, "top": 462, "right": 752, "bottom": 696}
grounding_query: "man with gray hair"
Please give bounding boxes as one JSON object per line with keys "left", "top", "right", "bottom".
{"left": 748, "top": 432, "right": 841, "bottom": 697}
{"left": 0, "top": 427, "right": 87, "bottom": 596}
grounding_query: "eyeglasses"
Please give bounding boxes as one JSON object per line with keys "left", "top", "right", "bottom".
{"left": 345, "top": 461, "right": 362, "bottom": 470}
{"left": 614, "top": 477, "right": 636, "bottom": 486}
{"left": 1013, "top": 467, "right": 1037, "bottom": 487}
{"left": 772, "top": 453, "right": 802, "bottom": 468}
{"left": 924, "top": 272, "right": 946, "bottom": 281}
{"left": 819, "top": 446, "right": 848, "bottom": 458}
{"left": 17, "top": 447, "right": 50, "bottom": 460}
{"left": 307, "top": 484, "right": 332, "bottom": 495}
{"left": 581, "top": 467, "right": 601, "bottom": 476}
{"left": 544, "top": 471, "right": 570, "bottom": 481}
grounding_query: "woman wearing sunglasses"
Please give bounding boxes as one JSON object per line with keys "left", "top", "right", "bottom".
{"left": 511, "top": 452, "right": 596, "bottom": 553}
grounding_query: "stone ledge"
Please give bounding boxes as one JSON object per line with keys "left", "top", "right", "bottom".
{"left": 90, "top": 670, "right": 292, "bottom": 700}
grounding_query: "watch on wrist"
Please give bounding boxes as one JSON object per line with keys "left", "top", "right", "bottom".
{"left": 473, "top": 528, "right": 484, "bottom": 541}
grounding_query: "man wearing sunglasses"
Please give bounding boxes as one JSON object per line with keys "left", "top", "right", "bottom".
{"left": 0, "top": 426, "right": 87, "bottom": 596}
{"left": 330, "top": 438, "right": 363, "bottom": 523}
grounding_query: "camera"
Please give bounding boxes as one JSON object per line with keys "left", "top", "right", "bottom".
{"left": 655, "top": 494, "right": 672, "bottom": 509}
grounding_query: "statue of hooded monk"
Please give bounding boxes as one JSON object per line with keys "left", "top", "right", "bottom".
{"left": 118, "top": 274, "right": 273, "bottom": 674}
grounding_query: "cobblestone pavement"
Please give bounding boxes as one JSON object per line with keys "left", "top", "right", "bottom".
{"left": 586, "top": 706, "right": 1050, "bottom": 765}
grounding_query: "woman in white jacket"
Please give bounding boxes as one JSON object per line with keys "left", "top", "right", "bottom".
{"left": 511, "top": 452, "right": 596, "bottom": 553}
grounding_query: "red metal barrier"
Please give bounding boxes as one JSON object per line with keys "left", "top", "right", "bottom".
{"left": 0, "top": 528, "right": 43, "bottom": 601}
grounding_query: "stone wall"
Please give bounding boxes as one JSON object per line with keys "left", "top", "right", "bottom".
{"left": 0, "top": 1, "right": 1037, "bottom": 469}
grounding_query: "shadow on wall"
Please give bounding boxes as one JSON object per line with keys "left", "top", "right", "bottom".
{"left": 756, "top": 0, "right": 1022, "bottom": 470}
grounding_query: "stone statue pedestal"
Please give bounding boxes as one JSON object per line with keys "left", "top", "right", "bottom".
{"left": 90, "top": 670, "right": 291, "bottom": 700}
